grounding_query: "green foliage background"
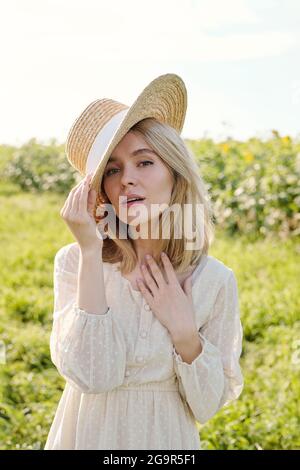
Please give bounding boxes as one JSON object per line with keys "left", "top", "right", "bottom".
{"left": 0, "top": 133, "right": 299, "bottom": 449}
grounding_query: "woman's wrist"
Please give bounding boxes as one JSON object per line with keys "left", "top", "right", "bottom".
{"left": 79, "top": 242, "right": 103, "bottom": 258}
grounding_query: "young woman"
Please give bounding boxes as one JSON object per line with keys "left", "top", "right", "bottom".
{"left": 44, "top": 74, "right": 244, "bottom": 450}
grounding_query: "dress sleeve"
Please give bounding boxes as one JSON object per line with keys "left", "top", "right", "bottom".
{"left": 172, "top": 269, "right": 244, "bottom": 424}
{"left": 49, "top": 244, "right": 127, "bottom": 394}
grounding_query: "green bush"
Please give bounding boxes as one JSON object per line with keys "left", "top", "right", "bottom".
{"left": 199, "top": 324, "right": 300, "bottom": 450}
{"left": 1, "top": 132, "right": 300, "bottom": 238}
{"left": 187, "top": 131, "right": 300, "bottom": 238}
{"left": 1, "top": 138, "right": 79, "bottom": 194}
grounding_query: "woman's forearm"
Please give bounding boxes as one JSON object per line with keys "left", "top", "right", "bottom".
{"left": 77, "top": 244, "right": 109, "bottom": 315}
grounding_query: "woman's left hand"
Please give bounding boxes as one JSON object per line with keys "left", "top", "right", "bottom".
{"left": 137, "top": 253, "right": 198, "bottom": 342}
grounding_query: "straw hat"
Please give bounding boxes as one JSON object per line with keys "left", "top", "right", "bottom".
{"left": 65, "top": 73, "right": 187, "bottom": 202}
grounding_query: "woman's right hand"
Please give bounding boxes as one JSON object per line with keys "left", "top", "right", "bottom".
{"left": 60, "top": 173, "right": 103, "bottom": 251}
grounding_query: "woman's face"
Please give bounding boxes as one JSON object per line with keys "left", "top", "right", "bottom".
{"left": 102, "top": 130, "right": 174, "bottom": 227}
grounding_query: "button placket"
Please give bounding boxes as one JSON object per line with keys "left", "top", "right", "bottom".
{"left": 134, "top": 298, "right": 152, "bottom": 363}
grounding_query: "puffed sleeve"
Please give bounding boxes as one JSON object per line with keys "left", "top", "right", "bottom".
{"left": 49, "top": 244, "right": 127, "bottom": 394}
{"left": 172, "top": 269, "right": 244, "bottom": 424}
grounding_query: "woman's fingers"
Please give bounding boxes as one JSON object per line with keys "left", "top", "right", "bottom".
{"left": 141, "top": 262, "right": 159, "bottom": 295}
{"left": 60, "top": 192, "right": 74, "bottom": 217}
{"left": 160, "top": 253, "right": 178, "bottom": 285}
{"left": 59, "top": 173, "right": 102, "bottom": 249}
{"left": 74, "top": 176, "right": 88, "bottom": 213}
{"left": 60, "top": 177, "right": 84, "bottom": 214}
{"left": 145, "top": 256, "right": 166, "bottom": 289}
{"left": 79, "top": 176, "right": 92, "bottom": 213}
{"left": 70, "top": 183, "right": 84, "bottom": 214}
{"left": 74, "top": 173, "right": 94, "bottom": 217}
{"left": 87, "top": 188, "right": 97, "bottom": 216}
{"left": 60, "top": 174, "right": 92, "bottom": 218}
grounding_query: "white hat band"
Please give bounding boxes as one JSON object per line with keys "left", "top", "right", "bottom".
{"left": 86, "top": 108, "right": 129, "bottom": 174}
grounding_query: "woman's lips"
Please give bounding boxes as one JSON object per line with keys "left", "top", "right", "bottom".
{"left": 126, "top": 198, "right": 146, "bottom": 207}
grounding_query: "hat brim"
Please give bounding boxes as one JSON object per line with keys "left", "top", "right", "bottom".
{"left": 89, "top": 73, "right": 187, "bottom": 194}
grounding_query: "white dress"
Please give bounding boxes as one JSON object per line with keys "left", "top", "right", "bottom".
{"left": 44, "top": 242, "right": 244, "bottom": 450}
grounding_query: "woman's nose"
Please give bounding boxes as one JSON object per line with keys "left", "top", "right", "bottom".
{"left": 120, "top": 167, "right": 138, "bottom": 186}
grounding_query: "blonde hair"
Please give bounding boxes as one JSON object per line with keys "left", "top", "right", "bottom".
{"left": 93, "top": 118, "right": 215, "bottom": 275}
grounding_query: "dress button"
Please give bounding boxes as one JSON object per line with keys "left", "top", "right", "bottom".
{"left": 144, "top": 303, "right": 151, "bottom": 311}
{"left": 136, "top": 355, "right": 144, "bottom": 363}
{"left": 140, "top": 331, "right": 147, "bottom": 338}
{"left": 125, "top": 370, "right": 130, "bottom": 377}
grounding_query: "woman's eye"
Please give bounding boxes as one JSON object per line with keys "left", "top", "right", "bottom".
{"left": 105, "top": 168, "right": 118, "bottom": 176}
{"left": 105, "top": 161, "right": 153, "bottom": 177}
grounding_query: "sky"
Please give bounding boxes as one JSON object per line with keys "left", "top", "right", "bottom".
{"left": 0, "top": 0, "right": 300, "bottom": 146}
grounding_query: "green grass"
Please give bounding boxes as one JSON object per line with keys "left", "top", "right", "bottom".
{"left": 0, "top": 183, "right": 299, "bottom": 449}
